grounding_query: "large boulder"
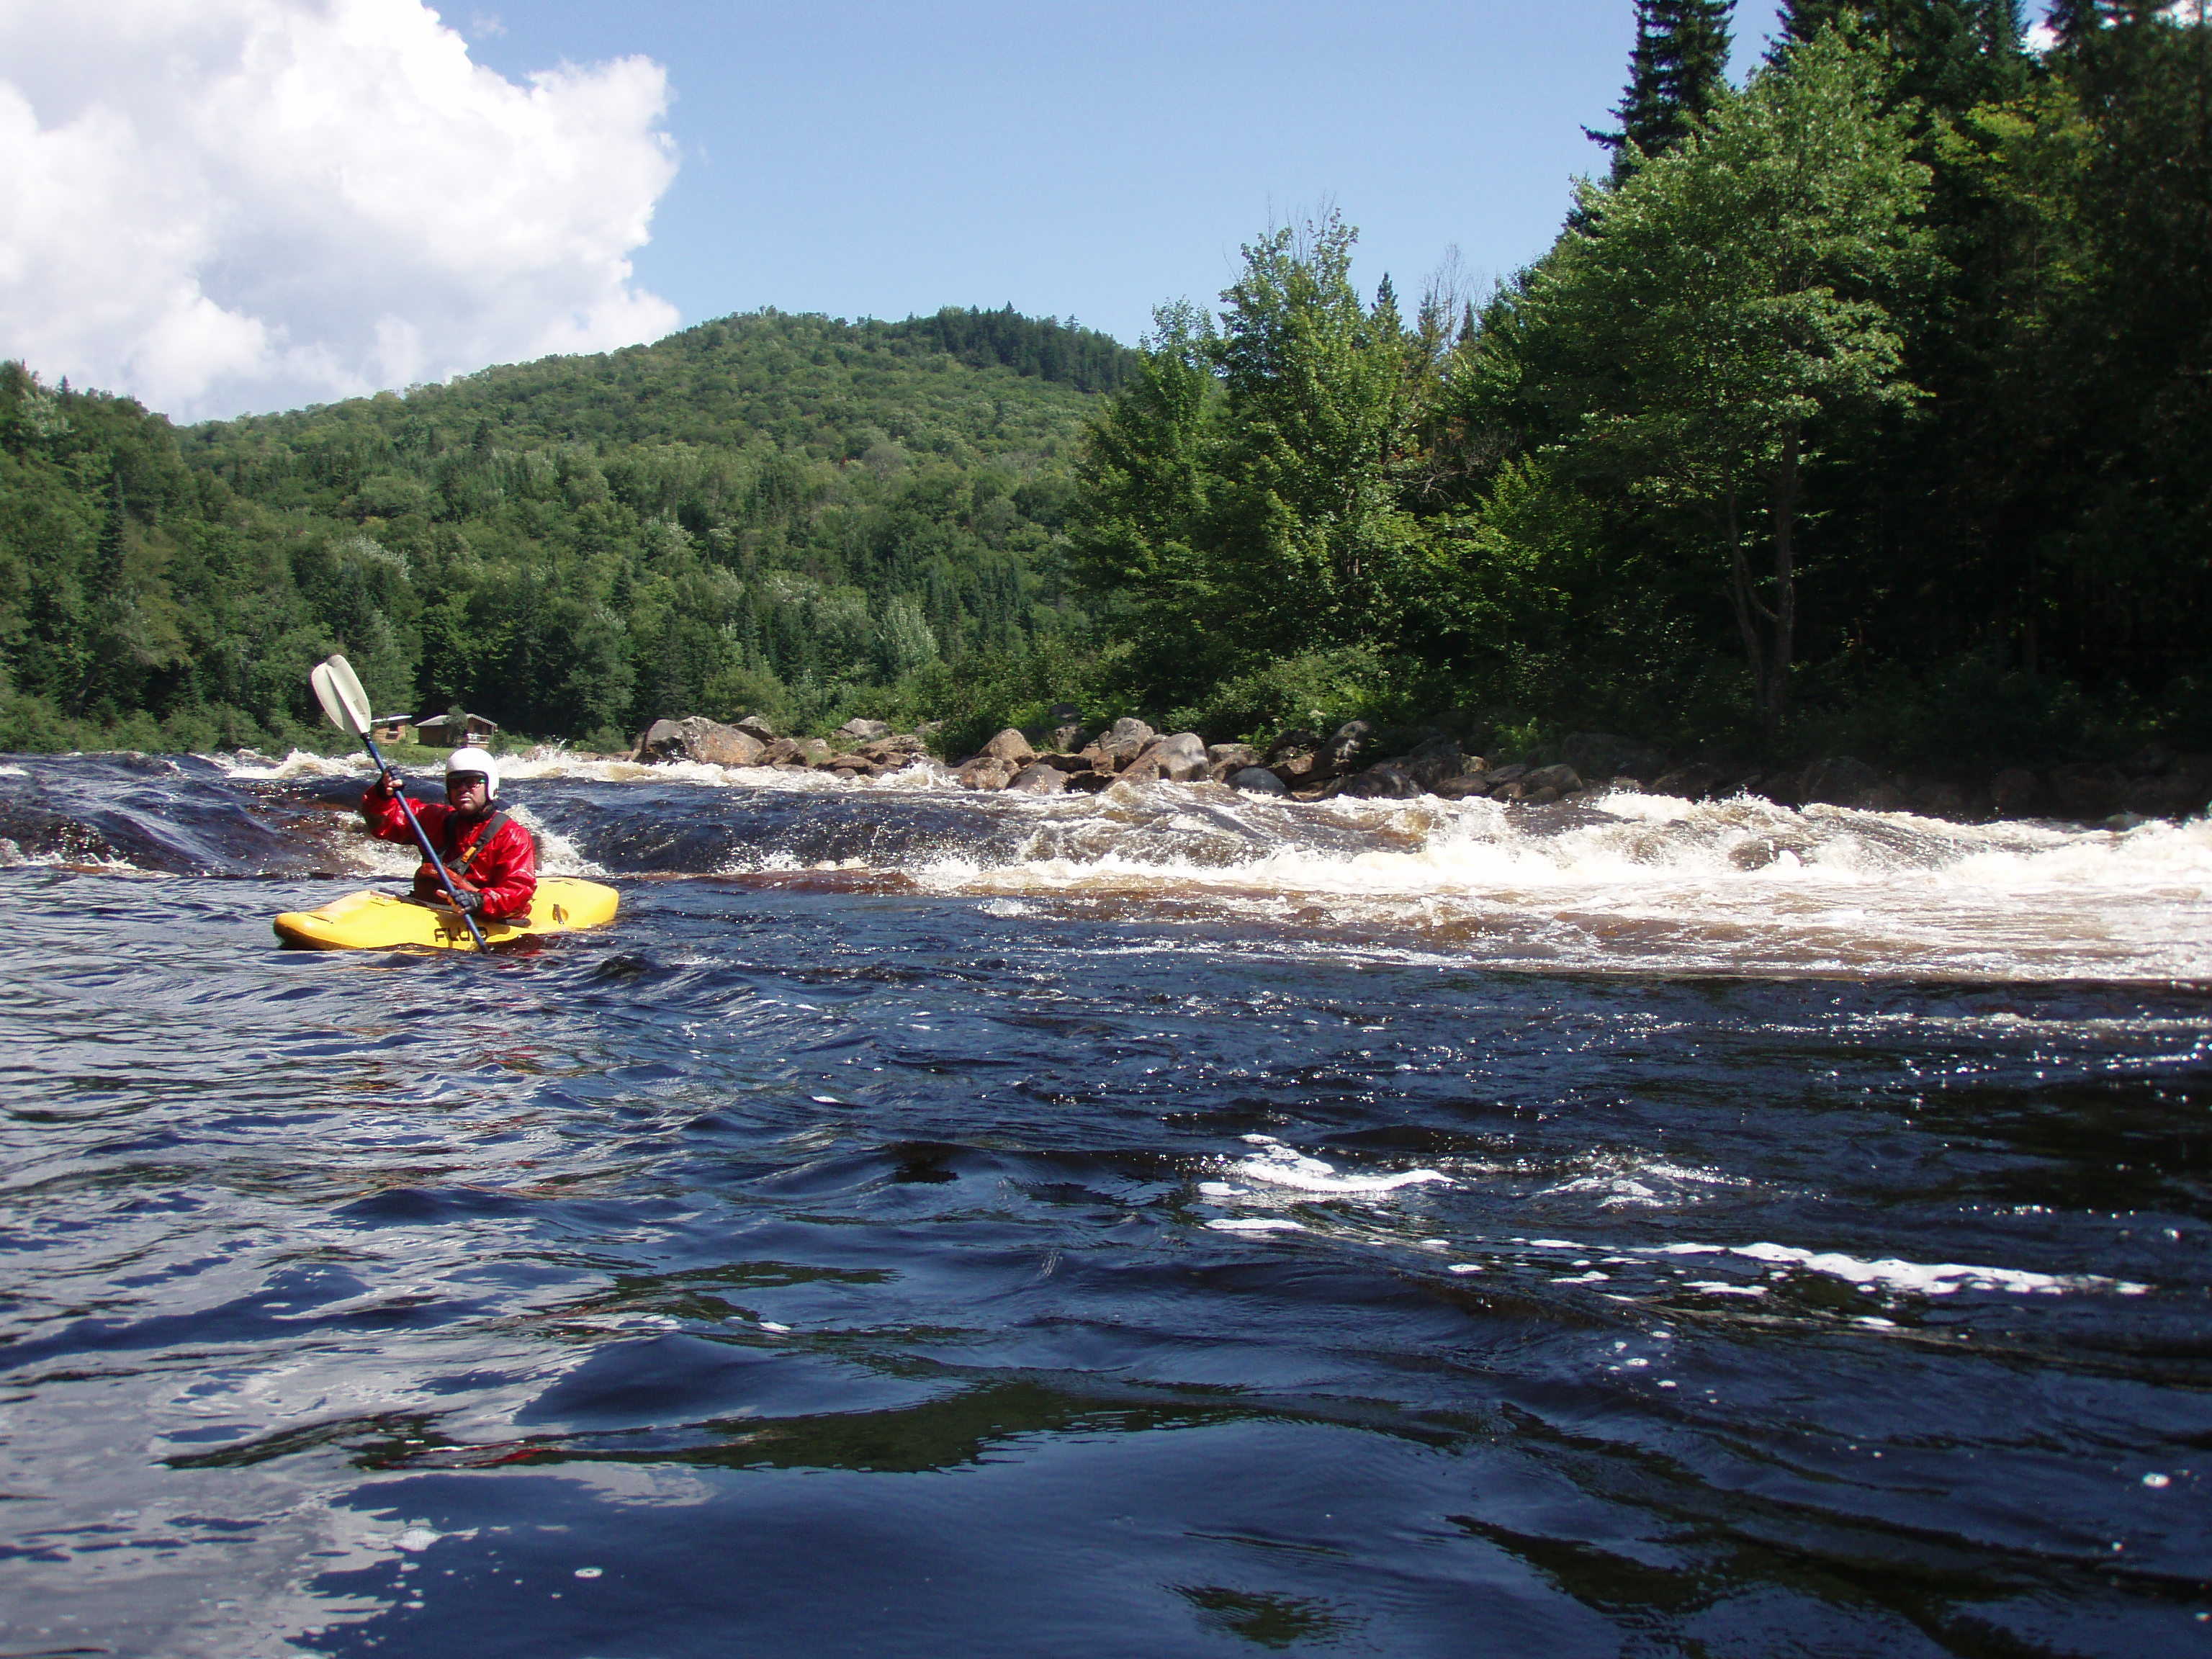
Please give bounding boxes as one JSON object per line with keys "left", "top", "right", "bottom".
{"left": 837, "top": 717, "right": 892, "bottom": 741}
{"left": 1524, "top": 763, "right": 1584, "bottom": 796}
{"left": 763, "top": 736, "right": 830, "bottom": 766}
{"left": 855, "top": 733, "right": 928, "bottom": 765}
{"left": 1906, "top": 778, "right": 1968, "bottom": 819}
{"left": 634, "top": 716, "right": 768, "bottom": 768}
{"left": 1266, "top": 729, "right": 1330, "bottom": 786}
{"left": 1228, "top": 766, "right": 1289, "bottom": 796}
{"left": 1095, "top": 716, "right": 1158, "bottom": 764}
{"left": 1207, "top": 742, "right": 1260, "bottom": 781}
{"left": 1325, "top": 719, "right": 1376, "bottom": 775}
{"left": 976, "top": 728, "right": 1037, "bottom": 766}
{"left": 1651, "top": 762, "right": 1727, "bottom": 800}
{"left": 1799, "top": 756, "right": 1889, "bottom": 809}
{"left": 1990, "top": 765, "right": 2035, "bottom": 818}
{"left": 1007, "top": 762, "right": 1070, "bottom": 795}
{"left": 2046, "top": 761, "right": 2130, "bottom": 820}
{"left": 1332, "top": 763, "right": 1423, "bottom": 799}
{"left": 957, "top": 756, "right": 1016, "bottom": 791}
{"left": 2128, "top": 753, "right": 2212, "bottom": 819}
{"left": 734, "top": 714, "right": 778, "bottom": 742}
{"left": 1401, "top": 736, "right": 1469, "bottom": 791}
{"left": 1562, "top": 733, "right": 1666, "bottom": 782}
{"left": 1123, "top": 732, "right": 1210, "bottom": 783}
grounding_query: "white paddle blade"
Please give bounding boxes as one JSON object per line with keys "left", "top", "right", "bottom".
{"left": 310, "top": 655, "right": 373, "bottom": 734}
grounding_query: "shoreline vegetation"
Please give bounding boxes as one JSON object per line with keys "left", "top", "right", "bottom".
{"left": 4, "top": 7, "right": 2209, "bottom": 807}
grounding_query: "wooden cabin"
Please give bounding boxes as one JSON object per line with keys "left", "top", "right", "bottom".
{"left": 409, "top": 713, "right": 501, "bottom": 746}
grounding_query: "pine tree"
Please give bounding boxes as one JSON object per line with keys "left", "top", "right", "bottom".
{"left": 1590, "top": 1, "right": 1737, "bottom": 180}
{"left": 1780, "top": 1, "right": 2026, "bottom": 99}
{"left": 2046, "top": 0, "right": 2098, "bottom": 46}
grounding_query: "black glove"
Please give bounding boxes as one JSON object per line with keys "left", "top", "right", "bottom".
{"left": 370, "top": 770, "right": 401, "bottom": 801}
{"left": 448, "top": 886, "right": 485, "bottom": 915}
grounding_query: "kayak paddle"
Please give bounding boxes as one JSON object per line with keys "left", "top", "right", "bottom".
{"left": 310, "top": 654, "right": 490, "bottom": 952}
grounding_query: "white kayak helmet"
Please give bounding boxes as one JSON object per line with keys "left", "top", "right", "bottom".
{"left": 445, "top": 745, "right": 500, "bottom": 798}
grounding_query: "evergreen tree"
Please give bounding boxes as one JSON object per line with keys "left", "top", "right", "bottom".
{"left": 1591, "top": 1, "right": 1737, "bottom": 179}
{"left": 2045, "top": 0, "right": 2100, "bottom": 48}
{"left": 1779, "top": 1, "right": 2026, "bottom": 112}
{"left": 1470, "top": 27, "right": 1935, "bottom": 739}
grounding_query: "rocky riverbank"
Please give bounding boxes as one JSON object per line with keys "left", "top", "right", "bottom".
{"left": 628, "top": 713, "right": 2212, "bottom": 828}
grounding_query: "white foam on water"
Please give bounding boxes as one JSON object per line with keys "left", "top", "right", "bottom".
{"left": 1540, "top": 1157, "right": 1753, "bottom": 1209}
{"left": 9, "top": 849, "right": 161, "bottom": 875}
{"left": 495, "top": 752, "right": 950, "bottom": 792}
{"left": 899, "top": 790, "right": 2212, "bottom": 980}
{"left": 186, "top": 752, "right": 2212, "bottom": 976}
{"left": 1721, "top": 1241, "right": 2150, "bottom": 1298}
{"left": 1207, "top": 1218, "right": 1308, "bottom": 1233}
{"left": 500, "top": 801, "right": 606, "bottom": 879}
{"left": 1467, "top": 1234, "right": 2151, "bottom": 1302}
{"left": 220, "top": 748, "right": 370, "bottom": 781}
{"left": 1218, "top": 1135, "right": 1455, "bottom": 1197}
{"left": 218, "top": 745, "right": 950, "bottom": 795}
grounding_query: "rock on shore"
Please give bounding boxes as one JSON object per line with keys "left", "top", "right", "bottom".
{"left": 629, "top": 713, "right": 2212, "bottom": 827}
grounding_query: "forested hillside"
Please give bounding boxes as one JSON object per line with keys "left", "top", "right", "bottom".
{"left": 0, "top": 307, "right": 1132, "bottom": 752}
{"left": 1068, "top": 1, "right": 2212, "bottom": 769}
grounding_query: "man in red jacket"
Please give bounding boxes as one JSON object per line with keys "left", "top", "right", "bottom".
{"left": 361, "top": 745, "right": 537, "bottom": 920}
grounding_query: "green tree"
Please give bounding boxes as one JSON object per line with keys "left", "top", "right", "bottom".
{"left": 1591, "top": 1, "right": 1737, "bottom": 180}
{"left": 1204, "top": 214, "right": 1425, "bottom": 661}
{"left": 1467, "top": 27, "right": 1936, "bottom": 739}
{"left": 873, "top": 593, "right": 940, "bottom": 680}
{"left": 1071, "top": 215, "right": 1429, "bottom": 711}
{"left": 1778, "top": 1, "right": 2026, "bottom": 112}
{"left": 1066, "top": 302, "right": 1220, "bottom": 694}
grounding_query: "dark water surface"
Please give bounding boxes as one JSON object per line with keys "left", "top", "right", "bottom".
{"left": 1, "top": 754, "right": 2207, "bottom": 1657}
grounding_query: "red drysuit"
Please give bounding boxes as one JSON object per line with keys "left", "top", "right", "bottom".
{"left": 361, "top": 791, "right": 538, "bottom": 920}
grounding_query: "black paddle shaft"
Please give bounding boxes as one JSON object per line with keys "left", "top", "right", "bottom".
{"left": 361, "top": 732, "right": 491, "bottom": 952}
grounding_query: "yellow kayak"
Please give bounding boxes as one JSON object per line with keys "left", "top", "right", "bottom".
{"left": 273, "top": 878, "right": 620, "bottom": 952}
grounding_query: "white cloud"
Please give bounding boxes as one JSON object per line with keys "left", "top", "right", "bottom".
{"left": 0, "top": 0, "right": 680, "bottom": 421}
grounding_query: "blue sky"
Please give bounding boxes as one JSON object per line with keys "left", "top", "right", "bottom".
{"left": 464, "top": 0, "right": 1797, "bottom": 346}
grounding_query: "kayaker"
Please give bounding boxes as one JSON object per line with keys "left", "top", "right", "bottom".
{"left": 361, "top": 746, "right": 536, "bottom": 920}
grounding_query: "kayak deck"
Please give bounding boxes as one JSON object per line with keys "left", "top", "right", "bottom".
{"left": 273, "top": 877, "right": 619, "bottom": 952}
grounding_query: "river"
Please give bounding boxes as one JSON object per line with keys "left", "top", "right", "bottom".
{"left": 1, "top": 750, "right": 2205, "bottom": 1657}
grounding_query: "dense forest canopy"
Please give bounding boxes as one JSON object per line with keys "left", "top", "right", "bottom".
{"left": 0, "top": 308, "right": 1133, "bottom": 752}
{"left": 4, "top": 4, "right": 2208, "bottom": 773}
{"left": 1066, "top": 1, "right": 2212, "bottom": 766}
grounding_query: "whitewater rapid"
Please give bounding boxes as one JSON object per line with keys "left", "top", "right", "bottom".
{"left": 22, "top": 746, "right": 2212, "bottom": 981}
